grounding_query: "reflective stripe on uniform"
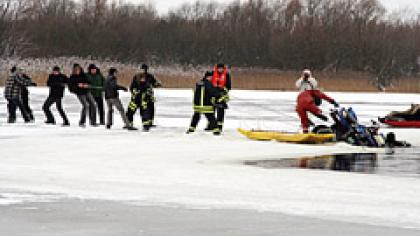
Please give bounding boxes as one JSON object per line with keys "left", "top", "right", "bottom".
{"left": 129, "top": 101, "right": 137, "bottom": 111}
{"left": 194, "top": 105, "right": 214, "bottom": 113}
{"left": 143, "top": 120, "right": 152, "bottom": 125}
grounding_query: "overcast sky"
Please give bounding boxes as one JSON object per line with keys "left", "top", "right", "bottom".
{"left": 131, "top": 0, "right": 420, "bottom": 15}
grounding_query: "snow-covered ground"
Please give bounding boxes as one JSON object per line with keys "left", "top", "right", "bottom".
{"left": 1, "top": 88, "right": 420, "bottom": 230}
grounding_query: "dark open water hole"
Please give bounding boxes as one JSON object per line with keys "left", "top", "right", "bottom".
{"left": 244, "top": 152, "right": 420, "bottom": 178}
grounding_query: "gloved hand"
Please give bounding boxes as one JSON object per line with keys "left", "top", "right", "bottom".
{"left": 218, "top": 94, "right": 230, "bottom": 103}
{"left": 155, "top": 81, "right": 162, "bottom": 88}
{"left": 131, "top": 89, "right": 139, "bottom": 96}
{"left": 146, "top": 88, "right": 154, "bottom": 96}
{"left": 331, "top": 100, "right": 340, "bottom": 108}
{"left": 123, "top": 87, "right": 128, "bottom": 92}
{"left": 31, "top": 82, "right": 37, "bottom": 86}
{"left": 316, "top": 114, "right": 329, "bottom": 122}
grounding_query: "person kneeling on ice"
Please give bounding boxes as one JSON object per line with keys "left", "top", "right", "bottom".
{"left": 296, "top": 89, "right": 339, "bottom": 133}
{"left": 104, "top": 68, "right": 137, "bottom": 131}
{"left": 187, "top": 71, "right": 222, "bottom": 136}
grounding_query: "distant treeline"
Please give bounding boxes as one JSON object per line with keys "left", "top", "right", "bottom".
{"left": 1, "top": 0, "right": 419, "bottom": 77}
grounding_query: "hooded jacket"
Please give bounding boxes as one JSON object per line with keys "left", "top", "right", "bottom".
{"left": 296, "top": 70, "right": 318, "bottom": 91}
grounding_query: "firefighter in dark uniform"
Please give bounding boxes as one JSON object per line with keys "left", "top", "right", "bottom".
{"left": 187, "top": 71, "right": 221, "bottom": 136}
{"left": 140, "top": 64, "right": 161, "bottom": 127}
{"left": 210, "top": 64, "right": 231, "bottom": 131}
{"left": 126, "top": 72, "right": 154, "bottom": 132}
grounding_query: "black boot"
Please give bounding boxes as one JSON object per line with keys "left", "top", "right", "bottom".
{"left": 186, "top": 127, "right": 196, "bottom": 134}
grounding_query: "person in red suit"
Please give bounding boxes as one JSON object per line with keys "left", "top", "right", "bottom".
{"left": 296, "top": 89, "right": 339, "bottom": 133}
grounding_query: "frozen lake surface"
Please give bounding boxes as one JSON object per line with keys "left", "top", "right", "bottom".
{"left": 1, "top": 88, "right": 420, "bottom": 234}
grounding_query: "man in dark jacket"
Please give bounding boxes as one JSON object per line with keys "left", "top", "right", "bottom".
{"left": 187, "top": 71, "right": 221, "bottom": 135}
{"left": 4, "top": 67, "right": 34, "bottom": 123}
{"left": 43, "top": 66, "right": 70, "bottom": 126}
{"left": 86, "top": 64, "right": 105, "bottom": 125}
{"left": 20, "top": 73, "right": 37, "bottom": 122}
{"left": 209, "top": 64, "right": 231, "bottom": 131}
{"left": 126, "top": 72, "right": 154, "bottom": 132}
{"left": 68, "top": 64, "right": 97, "bottom": 127}
{"left": 104, "top": 68, "right": 137, "bottom": 131}
{"left": 140, "top": 64, "right": 161, "bottom": 127}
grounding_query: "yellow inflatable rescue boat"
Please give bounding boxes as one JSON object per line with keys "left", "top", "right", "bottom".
{"left": 238, "top": 128, "right": 335, "bottom": 144}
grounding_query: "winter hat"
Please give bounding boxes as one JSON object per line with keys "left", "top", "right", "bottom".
{"left": 141, "top": 64, "right": 148, "bottom": 71}
{"left": 204, "top": 71, "right": 213, "bottom": 78}
{"left": 10, "top": 66, "right": 17, "bottom": 73}
{"left": 109, "top": 68, "right": 118, "bottom": 75}
{"left": 302, "top": 69, "right": 312, "bottom": 77}
{"left": 88, "top": 64, "right": 97, "bottom": 71}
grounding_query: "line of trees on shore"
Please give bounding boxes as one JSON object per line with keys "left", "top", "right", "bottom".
{"left": 1, "top": 0, "right": 419, "bottom": 82}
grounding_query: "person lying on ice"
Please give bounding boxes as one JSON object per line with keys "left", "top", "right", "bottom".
{"left": 380, "top": 104, "right": 420, "bottom": 121}
{"left": 187, "top": 71, "right": 222, "bottom": 136}
{"left": 296, "top": 89, "right": 339, "bottom": 133}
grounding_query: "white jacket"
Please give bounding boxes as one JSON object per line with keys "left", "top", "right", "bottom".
{"left": 296, "top": 77, "right": 318, "bottom": 91}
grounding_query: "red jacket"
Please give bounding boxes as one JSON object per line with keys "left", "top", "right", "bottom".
{"left": 297, "top": 90, "right": 334, "bottom": 107}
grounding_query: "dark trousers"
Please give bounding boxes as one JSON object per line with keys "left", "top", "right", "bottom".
{"left": 7, "top": 98, "right": 30, "bottom": 123}
{"left": 190, "top": 112, "right": 218, "bottom": 131}
{"left": 126, "top": 101, "right": 153, "bottom": 128}
{"left": 43, "top": 96, "right": 69, "bottom": 124}
{"left": 149, "top": 101, "right": 155, "bottom": 124}
{"left": 106, "top": 98, "right": 130, "bottom": 127}
{"left": 77, "top": 94, "right": 97, "bottom": 125}
{"left": 94, "top": 96, "right": 105, "bottom": 125}
{"left": 21, "top": 89, "right": 34, "bottom": 120}
{"left": 215, "top": 106, "right": 226, "bottom": 129}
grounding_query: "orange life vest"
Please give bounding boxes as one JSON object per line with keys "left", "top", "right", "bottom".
{"left": 212, "top": 66, "right": 227, "bottom": 88}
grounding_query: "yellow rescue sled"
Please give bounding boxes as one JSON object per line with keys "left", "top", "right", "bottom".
{"left": 238, "top": 128, "right": 335, "bottom": 144}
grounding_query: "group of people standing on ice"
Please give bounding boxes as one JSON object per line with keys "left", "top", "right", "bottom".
{"left": 3, "top": 63, "right": 232, "bottom": 134}
{"left": 3, "top": 63, "right": 161, "bottom": 131}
